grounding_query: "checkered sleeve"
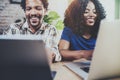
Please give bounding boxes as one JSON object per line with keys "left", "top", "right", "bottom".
{"left": 47, "top": 25, "right": 61, "bottom": 61}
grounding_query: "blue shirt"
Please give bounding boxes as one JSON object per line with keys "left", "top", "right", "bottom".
{"left": 61, "top": 27, "right": 96, "bottom": 50}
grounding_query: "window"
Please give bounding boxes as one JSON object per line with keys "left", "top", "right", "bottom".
{"left": 115, "top": 0, "right": 120, "bottom": 19}
{"left": 10, "top": 0, "right": 21, "bottom": 4}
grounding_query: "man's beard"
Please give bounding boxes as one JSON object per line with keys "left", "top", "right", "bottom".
{"left": 28, "top": 15, "right": 43, "bottom": 28}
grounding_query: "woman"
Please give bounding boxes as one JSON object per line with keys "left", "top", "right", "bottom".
{"left": 59, "top": 0, "right": 106, "bottom": 61}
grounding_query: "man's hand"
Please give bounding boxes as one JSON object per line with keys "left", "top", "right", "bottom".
{"left": 46, "top": 47, "right": 55, "bottom": 64}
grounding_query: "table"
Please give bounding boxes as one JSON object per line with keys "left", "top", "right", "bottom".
{"left": 50, "top": 59, "right": 86, "bottom": 80}
{"left": 50, "top": 59, "right": 120, "bottom": 80}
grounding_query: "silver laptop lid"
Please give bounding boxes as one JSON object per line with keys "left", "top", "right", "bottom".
{"left": 88, "top": 20, "right": 120, "bottom": 80}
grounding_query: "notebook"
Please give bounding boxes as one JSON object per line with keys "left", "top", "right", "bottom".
{"left": 64, "top": 20, "right": 120, "bottom": 80}
{"left": 0, "top": 38, "right": 53, "bottom": 80}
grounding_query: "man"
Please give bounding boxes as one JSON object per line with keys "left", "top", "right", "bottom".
{"left": 4, "top": 0, "right": 61, "bottom": 62}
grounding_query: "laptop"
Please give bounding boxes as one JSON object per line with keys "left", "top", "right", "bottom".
{"left": 0, "top": 37, "right": 53, "bottom": 80}
{"left": 64, "top": 20, "right": 120, "bottom": 80}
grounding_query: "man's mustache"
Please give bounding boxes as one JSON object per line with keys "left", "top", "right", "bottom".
{"left": 29, "top": 15, "right": 42, "bottom": 19}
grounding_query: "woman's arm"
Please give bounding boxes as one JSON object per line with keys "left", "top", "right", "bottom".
{"left": 59, "top": 40, "right": 93, "bottom": 60}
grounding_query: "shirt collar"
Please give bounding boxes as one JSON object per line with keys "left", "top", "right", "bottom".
{"left": 22, "top": 21, "right": 47, "bottom": 33}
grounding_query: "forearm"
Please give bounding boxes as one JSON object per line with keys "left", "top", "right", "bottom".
{"left": 60, "top": 49, "right": 93, "bottom": 60}
{"left": 51, "top": 47, "right": 61, "bottom": 61}
{"left": 45, "top": 32, "right": 62, "bottom": 62}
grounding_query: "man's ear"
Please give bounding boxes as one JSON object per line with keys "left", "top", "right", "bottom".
{"left": 44, "top": 9, "right": 47, "bottom": 16}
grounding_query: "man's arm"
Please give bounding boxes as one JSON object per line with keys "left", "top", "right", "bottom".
{"left": 3, "top": 23, "right": 20, "bottom": 35}
{"left": 59, "top": 40, "right": 93, "bottom": 61}
{"left": 46, "top": 25, "right": 61, "bottom": 62}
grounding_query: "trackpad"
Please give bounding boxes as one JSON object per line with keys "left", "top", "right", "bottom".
{"left": 51, "top": 71, "right": 57, "bottom": 79}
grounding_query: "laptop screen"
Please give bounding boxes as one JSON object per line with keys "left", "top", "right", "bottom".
{"left": 0, "top": 39, "right": 52, "bottom": 80}
{"left": 88, "top": 20, "right": 120, "bottom": 80}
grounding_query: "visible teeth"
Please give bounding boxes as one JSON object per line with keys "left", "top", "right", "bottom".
{"left": 88, "top": 19, "right": 94, "bottom": 22}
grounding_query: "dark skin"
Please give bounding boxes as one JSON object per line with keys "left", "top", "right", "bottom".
{"left": 59, "top": 1, "right": 96, "bottom": 61}
{"left": 59, "top": 39, "right": 93, "bottom": 61}
{"left": 25, "top": 0, "right": 55, "bottom": 63}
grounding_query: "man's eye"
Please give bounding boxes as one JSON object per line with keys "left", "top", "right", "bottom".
{"left": 26, "top": 7, "right": 31, "bottom": 11}
{"left": 36, "top": 7, "right": 42, "bottom": 10}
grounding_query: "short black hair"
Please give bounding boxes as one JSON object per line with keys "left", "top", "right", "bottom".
{"left": 20, "top": 0, "right": 49, "bottom": 11}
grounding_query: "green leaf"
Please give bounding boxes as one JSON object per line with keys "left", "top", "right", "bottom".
{"left": 43, "top": 11, "right": 64, "bottom": 30}
{"left": 55, "top": 20, "right": 64, "bottom": 30}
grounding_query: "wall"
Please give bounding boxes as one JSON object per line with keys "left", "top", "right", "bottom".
{"left": 0, "top": 0, "right": 24, "bottom": 30}
{"left": 100, "top": 0, "right": 115, "bottom": 21}
{"left": 48, "top": 0, "right": 68, "bottom": 20}
{"left": 0, "top": 0, "right": 117, "bottom": 32}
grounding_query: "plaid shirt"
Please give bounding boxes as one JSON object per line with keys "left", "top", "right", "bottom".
{"left": 3, "top": 21, "right": 61, "bottom": 61}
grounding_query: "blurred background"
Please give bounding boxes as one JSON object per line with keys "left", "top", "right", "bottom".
{"left": 0, "top": 0, "right": 120, "bottom": 33}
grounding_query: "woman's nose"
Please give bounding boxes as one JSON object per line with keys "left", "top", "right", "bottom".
{"left": 89, "top": 11, "right": 97, "bottom": 17}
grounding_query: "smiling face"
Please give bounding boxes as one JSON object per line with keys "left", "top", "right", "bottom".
{"left": 25, "top": 0, "right": 46, "bottom": 29}
{"left": 83, "top": 1, "right": 97, "bottom": 27}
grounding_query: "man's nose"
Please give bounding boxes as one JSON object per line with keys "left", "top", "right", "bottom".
{"left": 30, "top": 9, "right": 37, "bottom": 16}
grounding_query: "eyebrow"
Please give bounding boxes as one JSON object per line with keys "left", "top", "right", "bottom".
{"left": 26, "top": 5, "right": 43, "bottom": 9}
{"left": 85, "top": 8, "right": 96, "bottom": 11}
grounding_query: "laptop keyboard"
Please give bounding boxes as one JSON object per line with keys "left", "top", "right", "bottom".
{"left": 80, "top": 66, "right": 89, "bottom": 73}
{"left": 73, "top": 61, "right": 90, "bottom": 73}
{"left": 51, "top": 71, "right": 56, "bottom": 79}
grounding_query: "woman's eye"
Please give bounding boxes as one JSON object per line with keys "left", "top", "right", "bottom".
{"left": 84, "top": 11, "right": 89, "bottom": 13}
{"left": 93, "top": 10, "right": 97, "bottom": 14}
{"left": 94, "top": 12, "right": 97, "bottom": 14}
{"left": 93, "top": 11, "right": 97, "bottom": 14}
{"left": 84, "top": 9, "right": 89, "bottom": 13}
